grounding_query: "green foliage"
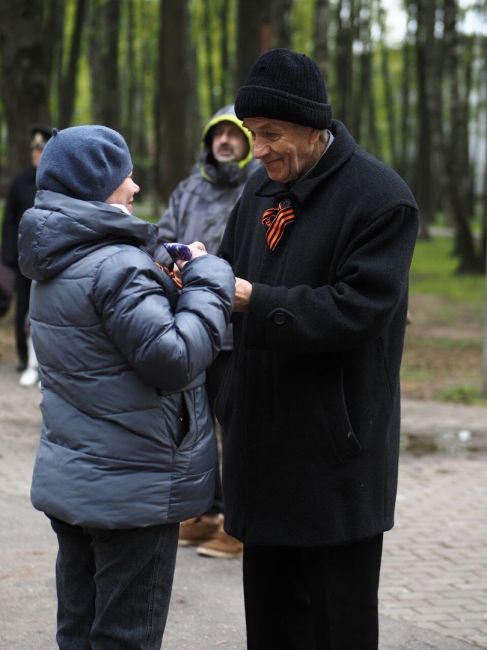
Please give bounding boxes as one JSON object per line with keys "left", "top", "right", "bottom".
{"left": 291, "top": 1, "right": 314, "bottom": 54}
{"left": 192, "top": 0, "right": 237, "bottom": 123}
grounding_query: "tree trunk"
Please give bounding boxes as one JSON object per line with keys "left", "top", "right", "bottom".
{"left": 219, "top": 0, "right": 232, "bottom": 106}
{"left": 313, "top": 0, "right": 330, "bottom": 82}
{"left": 203, "top": 0, "right": 217, "bottom": 116}
{"left": 413, "top": 0, "right": 439, "bottom": 236}
{"left": 155, "top": 0, "right": 194, "bottom": 204}
{"left": 335, "top": 0, "right": 356, "bottom": 127}
{"left": 442, "top": 0, "right": 481, "bottom": 273}
{"left": 134, "top": 0, "right": 159, "bottom": 199}
{"left": 377, "top": 0, "right": 397, "bottom": 165}
{"left": 121, "top": 0, "right": 136, "bottom": 149}
{"left": 236, "top": 0, "right": 273, "bottom": 88}
{"left": 353, "top": 0, "right": 378, "bottom": 155}
{"left": 0, "top": 0, "right": 61, "bottom": 174}
{"left": 398, "top": 3, "right": 415, "bottom": 186}
{"left": 58, "top": 0, "right": 87, "bottom": 128}
{"left": 272, "top": 0, "right": 293, "bottom": 48}
{"left": 482, "top": 33, "right": 487, "bottom": 268}
{"left": 88, "top": 0, "right": 121, "bottom": 131}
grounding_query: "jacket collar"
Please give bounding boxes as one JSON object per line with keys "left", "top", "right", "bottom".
{"left": 254, "top": 121, "right": 357, "bottom": 203}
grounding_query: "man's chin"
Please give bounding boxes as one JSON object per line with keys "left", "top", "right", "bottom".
{"left": 214, "top": 153, "right": 236, "bottom": 163}
{"left": 265, "top": 167, "right": 284, "bottom": 182}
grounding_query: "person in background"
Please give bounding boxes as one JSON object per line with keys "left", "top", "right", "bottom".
{"left": 217, "top": 49, "right": 419, "bottom": 649}
{"left": 156, "top": 105, "right": 259, "bottom": 560}
{"left": 1, "top": 127, "right": 50, "bottom": 384}
{"left": 18, "top": 125, "right": 234, "bottom": 649}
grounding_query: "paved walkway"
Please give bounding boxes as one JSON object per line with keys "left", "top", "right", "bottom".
{"left": 1, "top": 357, "right": 486, "bottom": 649}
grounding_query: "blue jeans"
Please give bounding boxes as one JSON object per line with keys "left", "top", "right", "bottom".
{"left": 50, "top": 517, "right": 179, "bottom": 649}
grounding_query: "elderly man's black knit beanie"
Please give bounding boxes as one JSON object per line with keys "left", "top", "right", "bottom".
{"left": 235, "top": 48, "right": 332, "bottom": 130}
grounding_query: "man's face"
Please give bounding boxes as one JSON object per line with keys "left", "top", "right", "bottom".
{"left": 105, "top": 174, "right": 140, "bottom": 213}
{"left": 243, "top": 117, "right": 321, "bottom": 183}
{"left": 211, "top": 121, "right": 248, "bottom": 163}
{"left": 31, "top": 146, "right": 43, "bottom": 168}
{"left": 31, "top": 133, "right": 47, "bottom": 168}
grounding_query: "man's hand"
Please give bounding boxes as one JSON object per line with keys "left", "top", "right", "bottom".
{"left": 234, "top": 277, "right": 252, "bottom": 312}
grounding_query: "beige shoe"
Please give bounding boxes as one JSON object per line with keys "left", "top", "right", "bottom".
{"left": 178, "top": 515, "right": 220, "bottom": 546}
{"left": 196, "top": 521, "right": 243, "bottom": 559}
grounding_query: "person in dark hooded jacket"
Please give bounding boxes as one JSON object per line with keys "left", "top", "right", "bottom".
{"left": 155, "top": 105, "right": 259, "bottom": 559}
{"left": 1, "top": 126, "right": 50, "bottom": 374}
{"left": 155, "top": 105, "right": 258, "bottom": 264}
{"left": 18, "top": 125, "right": 234, "bottom": 650}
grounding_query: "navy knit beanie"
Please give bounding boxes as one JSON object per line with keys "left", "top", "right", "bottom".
{"left": 36, "top": 125, "right": 133, "bottom": 202}
{"left": 235, "top": 48, "right": 332, "bottom": 129}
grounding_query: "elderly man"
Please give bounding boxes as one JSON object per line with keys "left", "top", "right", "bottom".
{"left": 217, "top": 49, "right": 419, "bottom": 649}
{"left": 156, "top": 105, "right": 259, "bottom": 559}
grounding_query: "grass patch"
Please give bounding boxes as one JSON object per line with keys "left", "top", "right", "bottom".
{"left": 402, "top": 235, "right": 486, "bottom": 404}
{"left": 435, "top": 385, "right": 487, "bottom": 407}
{"left": 409, "top": 336, "right": 482, "bottom": 351}
{"left": 410, "top": 237, "right": 485, "bottom": 303}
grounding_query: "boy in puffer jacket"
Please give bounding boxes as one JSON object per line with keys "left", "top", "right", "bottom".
{"left": 18, "top": 125, "right": 234, "bottom": 649}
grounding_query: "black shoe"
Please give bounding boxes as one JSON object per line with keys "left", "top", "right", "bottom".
{"left": 16, "top": 361, "right": 27, "bottom": 372}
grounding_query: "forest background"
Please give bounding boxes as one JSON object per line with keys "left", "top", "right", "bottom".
{"left": 0, "top": 0, "right": 486, "bottom": 400}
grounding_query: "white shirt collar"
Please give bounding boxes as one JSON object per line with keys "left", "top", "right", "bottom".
{"left": 107, "top": 203, "right": 131, "bottom": 215}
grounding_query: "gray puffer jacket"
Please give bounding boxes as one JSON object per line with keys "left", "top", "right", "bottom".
{"left": 18, "top": 190, "right": 234, "bottom": 529}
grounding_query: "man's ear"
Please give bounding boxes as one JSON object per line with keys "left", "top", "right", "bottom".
{"left": 309, "top": 128, "right": 321, "bottom": 144}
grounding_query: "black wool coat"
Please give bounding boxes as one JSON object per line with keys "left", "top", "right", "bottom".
{"left": 217, "top": 121, "right": 419, "bottom": 546}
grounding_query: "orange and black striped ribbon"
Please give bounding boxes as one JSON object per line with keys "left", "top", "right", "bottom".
{"left": 261, "top": 199, "right": 296, "bottom": 251}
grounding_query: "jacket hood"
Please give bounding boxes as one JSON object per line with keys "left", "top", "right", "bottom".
{"left": 199, "top": 105, "right": 254, "bottom": 184}
{"left": 19, "top": 190, "right": 158, "bottom": 281}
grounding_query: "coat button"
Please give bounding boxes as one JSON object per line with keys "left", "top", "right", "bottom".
{"left": 273, "top": 311, "right": 287, "bottom": 325}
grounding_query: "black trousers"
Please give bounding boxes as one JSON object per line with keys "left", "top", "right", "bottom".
{"left": 14, "top": 272, "right": 31, "bottom": 366}
{"left": 243, "top": 534, "right": 383, "bottom": 650}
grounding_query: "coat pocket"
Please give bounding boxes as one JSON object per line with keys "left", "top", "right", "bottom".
{"left": 159, "top": 392, "right": 191, "bottom": 449}
{"left": 324, "top": 368, "right": 362, "bottom": 461}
